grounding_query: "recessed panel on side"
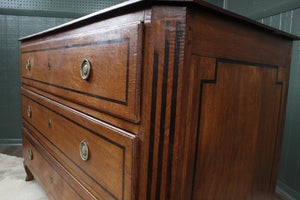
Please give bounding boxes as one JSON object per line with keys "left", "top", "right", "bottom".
{"left": 191, "top": 56, "right": 283, "bottom": 200}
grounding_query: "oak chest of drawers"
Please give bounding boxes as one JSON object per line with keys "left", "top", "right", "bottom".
{"left": 19, "top": 1, "right": 299, "bottom": 199}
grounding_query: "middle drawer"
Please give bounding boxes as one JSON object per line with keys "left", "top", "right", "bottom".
{"left": 21, "top": 87, "right": 138, "bottom": 200}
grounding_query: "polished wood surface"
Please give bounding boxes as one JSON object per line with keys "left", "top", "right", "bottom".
{"left": 137, "top": 6, "right": 187, "bottom": 200}
{"left": 19, "top": 1, "right": 296, "bottom": 200}
{"left": 190, "top": 7, "right": 293, "bottom": 67}
{"left": 190, "top": 57, "right": 284, "bottom": 200}
{"left": 23, "top": 128, "right": 96, "bottom": 200}
{"left": 22, "top": 87, "right": 138, "bottom": 200}
{"left": 21, "top": 84, "right": 140, "bottom": 134}
{"left": 21, "top": 23, "right": 143, "bottom": 123}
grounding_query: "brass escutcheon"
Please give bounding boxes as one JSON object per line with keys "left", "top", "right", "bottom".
{"left": 80, "top": 58, "right": 91, "bottom": 80}
{"left": 79, "top": 140, "right": 89, "bottom": 161}
{"left": 48, "top": 119, "right": 52, "bottom": 128}
{"left": 26, "top": 59, "right": 31, "bottom": 71}
{"left": 48, "top": 60, "right": 51, "bottom": 70}
{"left": 27, "top": 106, "right": 31, "bottom": 118}
{"left": 28, "top": 149, "right": 33, "bottom": 160}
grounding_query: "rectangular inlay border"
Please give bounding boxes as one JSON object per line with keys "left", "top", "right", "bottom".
{"left": 22, "top": 94, "right": 125, "bottom": 200}
{"left": 190, "top": 57, "right": 283, "bottom": 199}
{"left": 21, "top": 38, "right": 130, "bottom": 106}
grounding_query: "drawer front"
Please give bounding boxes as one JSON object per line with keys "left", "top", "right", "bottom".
{"left": 22, "top": 88, "right": 139, "bottom": 200}
{"left": 21, "top": 23, "right": 142, "bottom": 122}
{"left": 22, "top": 128, "right": 95, "bottom": 200}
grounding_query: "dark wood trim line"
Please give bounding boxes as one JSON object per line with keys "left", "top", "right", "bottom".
{"left": 165, "top": 21, "right": 182, "bottom": 200}
{"left": 155, "top": 20, "right": 171, "bottom": 200}
{"left": 23, "top": 119, "right": 121, "bottom": 200}
{"left": 146, "top": 50, "right": 159, "bottom": 200}
{"left": 217, "top": 58, "right": 278, "bottom": 69}
{"left": 22, "top": 77, "right": 127, "bottom": 105}
{"left": 25, "top": 158, "right": 58, "bottom": 200}
{"left": 22, "top": 94, "right": 125, "bottom": 148}
{"left": 190, "top": 57, "right": 282, "bottom": 199}
{"left": 269, "top": 74, "right": 283, "bottom": 197}
{"left": 21, "top": 38, "right": 130, "bottom": 106}
{"left": 21, "top": 38, "right": 129, "bottom": 53}
{"left": 190, "top": 58, "right": 218, "bottom": 200}
{"left": 23, "top": 130, "right": 85, "bottom": 200}
{"left": 22, "top": 94, "right": 124, "bottom": 200}
{"left": 21, "top": 86, "right": 137, "bottom": 135}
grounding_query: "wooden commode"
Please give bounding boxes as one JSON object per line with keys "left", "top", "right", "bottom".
{"left": 19, "top": 1, "right": 299, "bottom": 199}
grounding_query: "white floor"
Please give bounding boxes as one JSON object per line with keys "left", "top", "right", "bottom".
{"left": 0, "top": 153, "right": 48, "bottom": 200}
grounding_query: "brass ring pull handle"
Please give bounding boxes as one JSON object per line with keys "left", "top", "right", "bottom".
{"left": 80, "top": 58, "right": 91, "bottom": 80}
{"left": 26, "top": 59, "right": 31, "bottom": 71}
{"left": 79, "top": 140, "right": 89, "bottom": 161}
{"left": 27, "top": 106, "right": 32, "bottom": 118}
{"left": 28, "top": 149, "right": 33, "bottom": 160}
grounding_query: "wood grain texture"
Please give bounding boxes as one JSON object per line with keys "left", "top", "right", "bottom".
{"left": 24, "top": 162, "right": 34, "bottom": 181}
{"left": 177, "top": 55, "right": 291, "bottom": 200}
{"left": 185, "top": 6, "right": 292, "bottom": 200}
{"left": 190, "top": 7, "right": 293, "bottom": 68}
{"left": 19, "top": 1, "right": 296, "bottom": 200}
{"left": 23, "top": 128, "right": 96, "bottom": 200}
{"left": 21, "top": 88, "right": 138, "bottom": 200}
{"left": 137, "top": 6, "right": 186, "bottom": 200}
{"left": 192, "top": 57, "right": 284, "bottom": 200}
{"left": 21, "top": 84, "right": 140, "bottom": 134}
{"left": 21, "top": 22, "right": 143, "bottom": 123}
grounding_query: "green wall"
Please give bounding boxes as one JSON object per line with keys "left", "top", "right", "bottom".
{"left": 0, "top": 0, "right": 125, "bottom": 17}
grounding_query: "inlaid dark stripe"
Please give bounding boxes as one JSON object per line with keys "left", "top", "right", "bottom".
{"left": 165, "top": 21, "right": 182, "bottom": 200}
{"left": 191, "top": 59, "right": 218, "bottom": 199}
{"left": 147, "top": 50, "right": 159, "bottom": 200}
{"left": 23, "top": 131, "right": 85, "bottom": 200}
{"left": 23, "top": 120, "right": 111, "bottom": 200}
{"left": 190, "top": 58, "right": 281, "bottom": 199}
{"left": 155, "top": 20, "right": 171, "bottom": 200}
{"left": 21, "top": 37, "right": 131, "bottom": 106}
{"left": 21, "top": 85, "right": 136, "bottom": 135}
{"left": 22, "top": 77, "right": 127, "bottom": 105}
{"left": 22, "top": 94, "right": 124, "bottom": 149}
{"left": 125, "top": 39, "right": 130, "bottom": 105}
{"left": 22, "top": 94, "right": 123, "bottom": 200}
{"left": 217, "top": 58, "right": 278, "bottom": 69}
{"left": 21, "top": 38, "right": 129, "bottom": 53}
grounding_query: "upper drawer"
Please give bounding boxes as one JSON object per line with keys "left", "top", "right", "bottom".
{"left": 20, "top": 23, "right": 142, "bottom": 123}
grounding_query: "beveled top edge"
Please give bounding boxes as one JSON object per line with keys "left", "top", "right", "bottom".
{"left": 18, "top": 0, "right": 300, "bottom": 41}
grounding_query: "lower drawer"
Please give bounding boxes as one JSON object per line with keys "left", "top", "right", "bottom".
{"left": 22, "top": 127, "right": 96, "bottom": 200}
{"left": 21, "top": 88, "right": 139, "bottom": 200}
